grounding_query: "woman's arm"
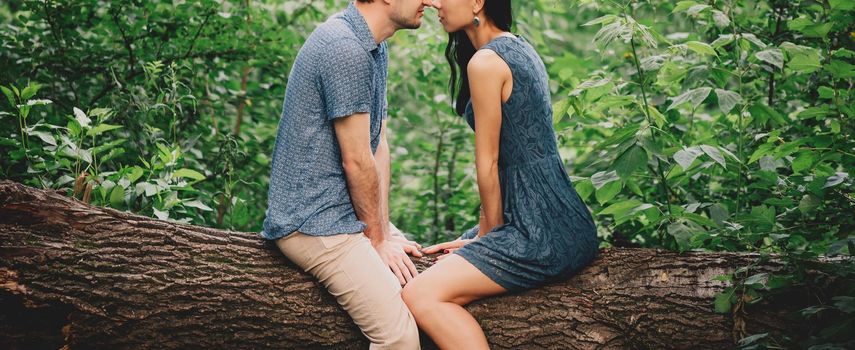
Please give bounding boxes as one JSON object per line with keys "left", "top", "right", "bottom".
{"left": 468, "top": 49, "right": 513, "bottom": 237}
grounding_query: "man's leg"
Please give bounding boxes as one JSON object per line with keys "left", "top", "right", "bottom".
{"left": 276, "top": 231, "right": 420, "bottom": 350}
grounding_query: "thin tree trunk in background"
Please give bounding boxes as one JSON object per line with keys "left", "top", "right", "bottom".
{"left": 218, "top": 0, "right": 253, "bottom": 227}
{"left": 0, "top": 181, "right": 841, "bottom": 349}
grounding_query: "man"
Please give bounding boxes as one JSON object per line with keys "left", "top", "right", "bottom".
{"left": 261, "top": 0, "right": 434, "bottom": 348}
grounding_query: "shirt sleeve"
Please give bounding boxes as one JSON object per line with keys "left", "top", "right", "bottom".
{"left": 318, "top": 38, "right": 374, "bottom": 121}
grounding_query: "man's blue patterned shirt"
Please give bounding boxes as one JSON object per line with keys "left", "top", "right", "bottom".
{"left": 261, "top": 3, "right": 388, "bottom": 240}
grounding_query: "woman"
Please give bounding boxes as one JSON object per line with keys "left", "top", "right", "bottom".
{"left": 401, "top": 0, "right": 600, "bottom": 348}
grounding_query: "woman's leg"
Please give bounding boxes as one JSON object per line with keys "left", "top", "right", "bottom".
{"left": 402, "top": 254, "right": 507, "bottom": 350}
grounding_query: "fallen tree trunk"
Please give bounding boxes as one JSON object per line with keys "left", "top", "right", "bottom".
{"left": 0, "top": 180, "right": 825, "bottom": 349}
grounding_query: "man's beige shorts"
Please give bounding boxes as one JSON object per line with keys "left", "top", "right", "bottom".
{"left": 276, "top": 231, "right": 420, "bottom": 349}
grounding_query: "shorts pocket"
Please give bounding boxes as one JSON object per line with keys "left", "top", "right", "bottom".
{"left": 318, "top": 233, "right": 353, "bottom": 249}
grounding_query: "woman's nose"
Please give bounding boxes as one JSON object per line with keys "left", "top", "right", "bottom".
{"left": 429, "top": 0, "right": 441, "bottom": 9}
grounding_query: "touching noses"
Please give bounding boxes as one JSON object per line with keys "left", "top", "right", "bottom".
{"left": 427, "top": 0, "right": 441, "bottom": 9}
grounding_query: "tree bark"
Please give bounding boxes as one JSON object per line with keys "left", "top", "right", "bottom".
{"left": 0, "top": 180, "right": 826, "bottom": 349}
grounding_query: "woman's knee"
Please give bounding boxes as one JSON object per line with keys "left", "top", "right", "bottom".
{"left": 401, "top": 281, "right": 426, "bottom": 313}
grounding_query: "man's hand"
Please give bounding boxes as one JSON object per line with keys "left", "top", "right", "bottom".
{"left": 373, "top": 240, "right": 419, "bottom": 286}
{"left": 389, "top": 222, "right": 423, "bottom": 257}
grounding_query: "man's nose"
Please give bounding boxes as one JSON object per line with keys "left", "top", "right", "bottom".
{"left": 425, "top": 0, "right": 440, "bottom": 9}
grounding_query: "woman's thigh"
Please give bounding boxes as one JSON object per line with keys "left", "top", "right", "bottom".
{"left": 405, "top": 254, "right": 507, "bottom": 306}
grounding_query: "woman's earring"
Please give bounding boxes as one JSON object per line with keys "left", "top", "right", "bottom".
{"left": 473, "top": 16, "right": 481, "bottom": 27}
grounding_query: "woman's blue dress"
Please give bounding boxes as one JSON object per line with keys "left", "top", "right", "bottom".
{"left": 454, "top": 35, "right": 600, "bottom": 292}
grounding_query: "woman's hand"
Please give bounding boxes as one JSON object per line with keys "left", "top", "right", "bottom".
{"left": 421, "top": 239, "right": 476, "bottom": 261}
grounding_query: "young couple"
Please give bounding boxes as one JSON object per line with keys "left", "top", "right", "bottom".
{"left": 261, "top": 0, "right": 599, "bottom": 348}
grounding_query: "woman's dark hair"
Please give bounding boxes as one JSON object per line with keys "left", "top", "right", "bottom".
{"left": 445, "top": 1, "right": 513, "bottom": 116}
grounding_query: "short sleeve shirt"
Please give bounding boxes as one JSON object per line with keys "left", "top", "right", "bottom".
{"left": 261, "top": 3, "right": 388, "bottom": 240}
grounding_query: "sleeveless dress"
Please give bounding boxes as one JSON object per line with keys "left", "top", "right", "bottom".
{"left": 454, "top": 35, "right": 600, "bottom": 292}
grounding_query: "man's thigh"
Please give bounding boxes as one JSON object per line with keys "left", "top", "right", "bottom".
{"left": 276, "top": 232, "right": 415, "bottom": 345}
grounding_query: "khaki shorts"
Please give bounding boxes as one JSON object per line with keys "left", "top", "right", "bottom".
{"left": 276, "top": 231, "right": 420, "bottom": 349}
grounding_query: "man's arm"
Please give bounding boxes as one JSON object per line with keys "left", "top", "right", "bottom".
{"left": 333, "top": 113, "right": 387, "bottom": 244}
{"left": 334, "top": 114, "right": 417, "bottom": 284}
{"left": 375, "top": 121, "right": 423, "bottom": 257}
{"left": 374, "top": 120, "right": 391, "bottom": 238}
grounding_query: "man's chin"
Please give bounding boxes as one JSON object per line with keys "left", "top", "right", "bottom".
{"left": 405, "top": 20, "right": 422, "bottom": 30}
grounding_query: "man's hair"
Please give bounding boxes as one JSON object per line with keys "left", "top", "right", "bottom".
{"left": 356, "top": 0, "right": 374, "bottom": 3}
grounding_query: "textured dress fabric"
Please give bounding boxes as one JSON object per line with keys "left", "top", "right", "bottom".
{"left": 454, "top": 35, "right": 600, "bottom": 292}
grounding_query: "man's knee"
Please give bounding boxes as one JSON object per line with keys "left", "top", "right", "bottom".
{"left": 372, "top": 315, "right": 420, "bottom": 350}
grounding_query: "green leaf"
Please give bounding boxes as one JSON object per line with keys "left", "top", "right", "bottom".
{"left": 781, "top": 42, "right": 822, "bottom": 73}
{"left": 791, "top": 21, "right": 832, "bottom": 38}
{"left": 1, "top": 86, "right": 15, "bottom": 107}
{"left": 153, "top": 208, "right": 169, "bottom": 220}
{"left": 749, "top": 103, "right": 786, "bottom": 126}
{"left": 126, "top": 166, "right": 145, "bottom": 183}
{"left": 715, "top": 89, "right": 742, "bottom": 114}
{"left": 674, "top": 147, "right": 704, "bottom": 170}
{"left": 686, "top": 41, "right": 718, "bottom": 57}
{"left": 711, "top": 34, "right": 735, "bottom": 48}
{"left": 700, "top": 145, "right": 726, "bottom": 168}
{"left": 574, "top": 178, "right": 594, "bottom": 200}
{"left": 135, "top": 182, "right": 158, "bottom": 197}
{"left": 711, "top": 10, "right": 730, "bottom": 28}
{"left": 825, "top": 59, "right": 855, "bottom": 79}
{"left": 818, "top": 86, "right": 835, "bottom": 100}
{"left": 29, "top": 130, "right": 56, "bottom": 146}
{"left": 591, "top": 170, "right": 620, "bottom": 189}
{"left": 739, "top": 33, "right": 767, "bottom": 48}
{"left": 667, "top": 221, "right": 696, "bottom": 251}
{"left": 73, "top": 107, "right": 91, "bottom": 128}
{"left": 646, "top": 105, "right": 666, "bottom": 127}
{"left": 748, "top": 143, "right": 774, "bottom": 164}
{"left": 681, "top": 212, "right": 717, "bottom": 228}
{"left": 91, "top": 139, "right": 127, "bottom": 157}
{"left": 743, "top": 273, "right": 768, "bottom": 286}
{"left": 788, "top": 17, "right": 812, "bottom": 31}
{"left": 595, "top": 181, "right": 622, "bottom": 205}
{"left": 582, "top": 14, "right": 618, "bottom": 26}
{"left": 109, "top": 185, "right": 126, "bottom": 208}
{"left": 755, "top": 49, "right": 784, "bottom": 69}
{"left": 745, "top": 205, "right": 776, "bottom": 231}
{"left": 20, "top": 83, "right": 41, "bottom": 101}
{"left": 26, "top": 99, "right": 52, "bottom": 106}
{"left": 600, "top": 199, "right": 642, "bottom": 216}
{"left": 667, "top": 87, "right": 711, "bottom": 111}
{"left": 686, "top": 4, "right": 710, "bottom": 17}
{"left": 593, "top": 20, "right": 630, "bottom": 50}
{"left": 672, "top": 1, "right": 699, "bottom": 13}
{"left": 832, "top": 296, "right": 855, "bottom": 313}
{"left": 738, "top": 333, "right": 769, "bottom": 346}
{"left": 823, "top": 172, "right": 849, "bottom": 188}
{"left": 831, "top": 0, "right": 855, "bottom": 10}
{"left": 791, "top": 152, "right": 815, "bottom": 173}
{"left": 174, "top": 168, "right": 206, "bottom": 181}
{"left": 86, "top": 123, "right": 123, "bottom": 137}
{"left": 600, "top": 124, "right": 640, "bottom": 148}
{"left": 612, "top": 144, "right": 648, "bottom": 179}
{"left": 798, "top": 194, "right": 821, "bottom": 215}
{"left": 184, "top": 199, "right": 214, "bottom": 211}
{"left": 797, "top": 106, "right": 830, "bottom": 120}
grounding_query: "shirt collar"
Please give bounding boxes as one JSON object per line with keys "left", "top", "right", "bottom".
{"left": 343, "top": 2, "right": 380, "bottom": 52}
